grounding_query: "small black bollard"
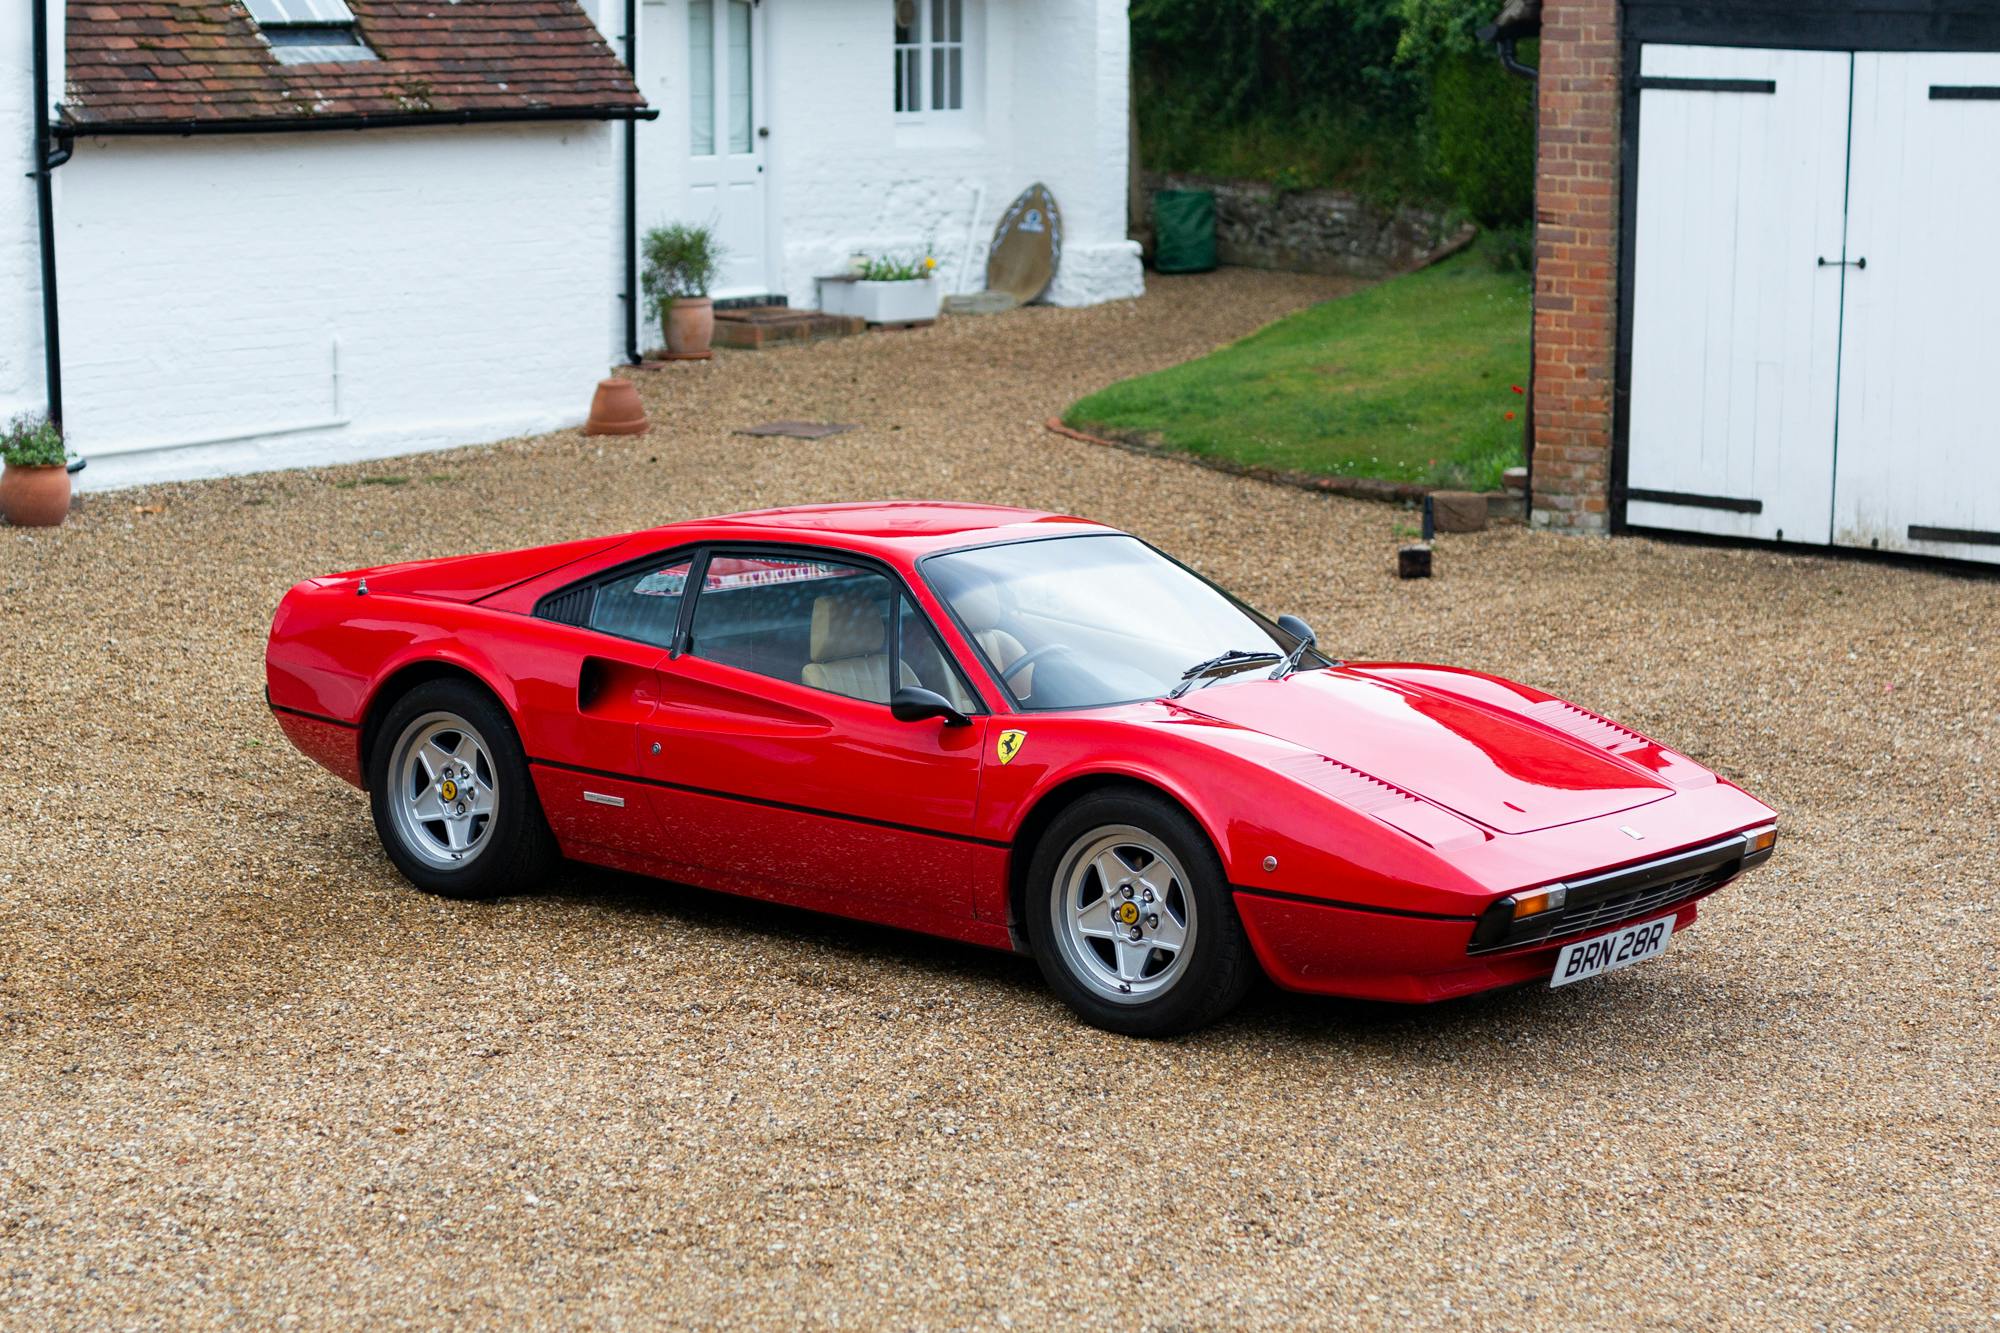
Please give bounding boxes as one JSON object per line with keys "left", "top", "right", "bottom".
{"left": 1398, "top": 495, "right": 1435, "bottom": 578}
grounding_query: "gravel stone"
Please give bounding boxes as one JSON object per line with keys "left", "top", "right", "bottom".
{"left": 2, "top": 268, "right": 1994, "bottom": 1328}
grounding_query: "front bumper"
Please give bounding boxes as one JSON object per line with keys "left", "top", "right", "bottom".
{"left": 1235, "top": 891, "right": 1713, "bottom": 1003}
{"left": 1234, "top": 827, "right": 1773, "bottom": 1003}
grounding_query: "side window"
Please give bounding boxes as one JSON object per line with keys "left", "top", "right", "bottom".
{"left": 896, "top": 594, "right": 979, "bottom": 713}
{"left": 689, "top": 556, "right": 897, "bottom": 702}
{"left": 589, "top": 557, "right": 694, "bottom": 648}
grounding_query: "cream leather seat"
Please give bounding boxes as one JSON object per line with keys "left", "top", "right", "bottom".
{"left": 955, "top": 581, "right": 1032, "bottom": 695}
{"left": 802, "top": 593, "right": 906, "bottom": 703}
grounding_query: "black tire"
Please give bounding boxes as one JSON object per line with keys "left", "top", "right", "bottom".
{"left": 367, "top": 678, "right": 557, "bottom": 899}
{"left": 1024, "top": 789, "right": 1256, "bottom": 1037}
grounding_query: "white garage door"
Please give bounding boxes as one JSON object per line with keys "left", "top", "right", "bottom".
{"left": 1626, "top": 44, "right": 2000, "bottom": 565}
{"left": 1835, "top": 52, "right": 2000, "bottom": 560}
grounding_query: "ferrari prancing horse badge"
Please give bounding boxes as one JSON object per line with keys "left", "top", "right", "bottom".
{"left": 996, "top": 729, "right": 1027, "bottom": 765}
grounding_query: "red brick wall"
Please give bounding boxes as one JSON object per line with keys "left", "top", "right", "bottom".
{"left": 1530, "top": 0, "right": 1621, "bottom": 531}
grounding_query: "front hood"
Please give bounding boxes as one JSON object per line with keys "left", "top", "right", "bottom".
{"left": 1179, "top": 669, "right": 1672, "bottom": 834}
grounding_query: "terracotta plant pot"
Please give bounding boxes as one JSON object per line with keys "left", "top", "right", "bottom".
{"left": 665, "top": 297, "right": 715, "bottom": 356}
{"left": 0, "top": 463, "right": 72, "bottom": 527}
{"left": 584, "top": 377, "right": 648, "bottom": 436}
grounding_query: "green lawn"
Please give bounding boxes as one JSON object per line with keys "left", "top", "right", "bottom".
{"left": 1066, "top": 248, "right": 1531, "bottom": 491}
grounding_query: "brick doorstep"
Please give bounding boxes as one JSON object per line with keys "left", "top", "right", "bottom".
{"left": 712, "top": 307, "right": 866, "bottom": 350}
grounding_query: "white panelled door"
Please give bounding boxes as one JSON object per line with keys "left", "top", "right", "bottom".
{"left": 1626, "top": 44, "right": 1853, "bottom": 544}
{"left": 1833, "top": 53, "right": 2000, "bottom": 561}
{"left": 685, "top": 0, "right": 768, "bottom": 297}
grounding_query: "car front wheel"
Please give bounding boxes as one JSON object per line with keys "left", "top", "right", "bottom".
{"left": 368, "top": 678, "right": 555, "bottom": 899}
{"left": 1025, "top": 790, "right": 1255, "bottom": 1037}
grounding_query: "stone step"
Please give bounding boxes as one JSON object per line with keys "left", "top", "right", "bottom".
{"left": 711, "top": 306, "right": 866, "bottom": 350}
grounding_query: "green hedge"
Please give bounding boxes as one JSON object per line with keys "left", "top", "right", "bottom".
{"left": 1133, "top": 0, "right": 1536, "bottom": 224}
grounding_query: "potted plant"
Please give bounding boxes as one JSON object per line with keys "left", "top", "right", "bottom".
{"left": 641, "top": 223, "right": 723, "bottom": 357}
{"left": 1, "top": 414, "right": 76, "bottom": 528}
{"left": 818, "top": 249, "right": 942, "bottom": 325}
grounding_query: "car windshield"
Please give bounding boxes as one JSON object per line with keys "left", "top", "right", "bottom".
{"left": 924, "top": 534, "right": 1314, "bottom": 710}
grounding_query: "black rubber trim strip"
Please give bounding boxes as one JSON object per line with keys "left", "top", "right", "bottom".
{"left": 528, "top": 756, "right": 1013, "bottom": 849}
{"left": 1908, "top": 524, "right": 2000, "bottom": 547}
{"left": 1625, "top": 487, "right": 1764, "bottom": 514}
{"left": 1930, "top": 85, "right": 2000, "bottom": 100}
{"left": 270, "top": 701, "right": 359, "bottom": 729}
{"left": 1230, "top": 883, "right": 1477, "bottom": 923}
{"left": 1636, "top": 76, "right": 1776, "bottom": 94}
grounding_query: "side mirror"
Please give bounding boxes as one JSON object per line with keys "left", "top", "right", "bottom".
{"left": 890, "top": 685, "right": 971, "bottom": 727}
{"left": 1276, "top": 613, "right": 1316, "bottom": 647}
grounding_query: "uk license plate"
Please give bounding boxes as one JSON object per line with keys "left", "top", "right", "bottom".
{"left": 1549, "top": 915, "right": 1675, "bottom": 988}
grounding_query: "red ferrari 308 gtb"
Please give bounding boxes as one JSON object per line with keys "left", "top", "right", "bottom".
{"left": 266, "top": 502, "right": 1778, "bottom": 1035}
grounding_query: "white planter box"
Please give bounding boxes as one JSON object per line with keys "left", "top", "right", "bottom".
{"left": 816, "top": 276, "right": 941, "bottom": 324}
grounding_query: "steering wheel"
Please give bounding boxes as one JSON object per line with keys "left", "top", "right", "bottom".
{"left": 1001, "top": 642, "right": 1075, "bottom": 686}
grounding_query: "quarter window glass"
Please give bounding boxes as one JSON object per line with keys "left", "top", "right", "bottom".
{"left": 589, "top": 558, "right": 694, "bottom": 647}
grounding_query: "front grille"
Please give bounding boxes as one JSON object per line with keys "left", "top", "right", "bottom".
{"left": 1468, "top": 834, "right": 1752, "bottom": 955}
{"left": 1542, "top": 866, "right": 1730, "bottom": 940}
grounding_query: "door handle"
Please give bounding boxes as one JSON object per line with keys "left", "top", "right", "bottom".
{"left": 1816, "top": 256, "right": 1866, "bottom": 269}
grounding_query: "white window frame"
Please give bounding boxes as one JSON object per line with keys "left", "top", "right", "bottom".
{"left": 243, "top": 0, "right": 378, "bottom": 64}
{"left": 893, "top": 0, "right": 980, "bottom": 133}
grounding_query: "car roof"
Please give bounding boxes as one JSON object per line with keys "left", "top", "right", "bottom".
{"left": 657, "top": 501, "right": 1116, "bottom": 559}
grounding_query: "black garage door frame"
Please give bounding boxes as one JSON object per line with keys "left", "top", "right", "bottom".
{"left": 1608, "top": 0, "right": 2000, "bottom": 540}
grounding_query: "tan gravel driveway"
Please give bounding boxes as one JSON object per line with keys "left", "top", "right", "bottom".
{"left": 2, "top": 268, "right": 1995, "bottom": 1328}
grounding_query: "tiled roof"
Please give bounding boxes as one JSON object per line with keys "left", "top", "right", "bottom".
{"left": 63, "top": 1, "right": 650, "bottom": 129}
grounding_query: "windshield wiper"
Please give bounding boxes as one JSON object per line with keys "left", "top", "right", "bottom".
{"left": 1168, "top": 648, "right": 1282, "bottom": 699}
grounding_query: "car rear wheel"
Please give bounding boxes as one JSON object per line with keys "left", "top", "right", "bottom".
{"left": 1025, "top": 790, "right": 1255, "bottom": 1037}
{"left": 368, "top": 679, "right": 555, "bottom": 899}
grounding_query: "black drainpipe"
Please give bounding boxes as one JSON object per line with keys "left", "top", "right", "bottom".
{"left": 622, "top": 0, "right": 642, "bottom": 366}
{"left": 1479, "top": 19, "right": 1539, "bottom": 519}
{"left": 30, "top": 0, "right": 73, "bottom": 432}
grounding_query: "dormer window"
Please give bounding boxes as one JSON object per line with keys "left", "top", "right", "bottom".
{"left": 245, "top": 0, "right": 379, "bottom": 64}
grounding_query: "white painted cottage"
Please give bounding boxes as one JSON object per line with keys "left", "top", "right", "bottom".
{"left": 1, "top": 0, "right": 1142, "bottom": 492}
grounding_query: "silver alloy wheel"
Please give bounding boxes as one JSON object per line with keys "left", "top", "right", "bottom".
{"left": 1050, "top": 824, "right": 1198, "bottom": 1004}
{"left": 386, "top": 710, "right": 499, "bottom": 871}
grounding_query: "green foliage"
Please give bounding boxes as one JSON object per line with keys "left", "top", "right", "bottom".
{"left": 641, "top": 223, "right": 722, "bottom": 318}
{"left": 1426, "top": 47, "right": 1536, "bottom": 226}
{"left": 1, "top": 414, "right": 67, "bottom": 468}
{"left": 1393, "top": 0, "right": 1500, "bottom": 65}
{"left": 1065, "top": 244, "right": 1530, "bottom": 491}
{"left": 1481, "top": 219, "right": 1535, "bottom": 271}
{"left": 856, "top": 250, "right": 938, "bottom": 282}
{"left": 1133, "top": 0, "right": 1536, "bottom": 224}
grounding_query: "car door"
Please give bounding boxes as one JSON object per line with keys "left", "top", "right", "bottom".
{"left": 517, "top": 552, "right": 693, "bottom": 864}
{"left": 635, "top": 548, "right": 991, "bottom": 933}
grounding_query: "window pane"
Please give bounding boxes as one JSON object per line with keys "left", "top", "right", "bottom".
{"left": 590, "top": 558, "right": 694, "bottom": 648}
{"left": 948, "top": 0, "right": 962, "bottom": 43}
{"left": 893, "top": 0, "right": 914, "bottom": 46}
{"left": 898, "top": 595, "right": 979, "bottom": 714}
{"left": 931, "top": 46, "right": 945, "bottom": 111}
{"left": 690, "top": 557, "right": 897, "bottom": 704}
{"left": 688, "top": 0, "right": 715, "bottom": 156}
{"left": 930, "top": 0, "right": 944, "bottom": 43}
{"left": 727, "top": 0, "right": 753, "bottom": 154}
{"left": 947, "top": 46, "right": 961, "bottom": 109}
